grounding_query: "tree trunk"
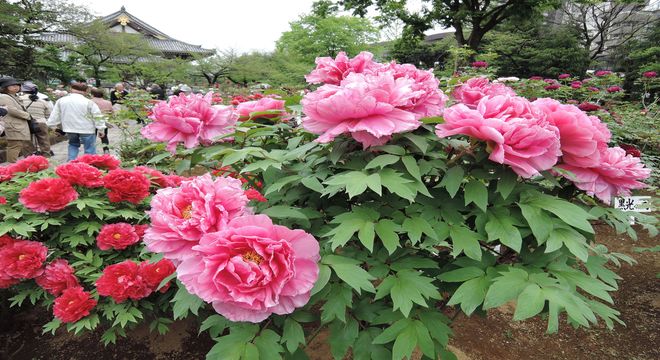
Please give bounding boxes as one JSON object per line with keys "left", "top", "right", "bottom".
{"left": 93, "top": 67, "right": 101, "bottom": 87}
{"left": 467, "top": 29, "right": 484, "bottom": 52}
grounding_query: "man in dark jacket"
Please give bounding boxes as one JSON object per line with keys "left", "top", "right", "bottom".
{"left": 110, "top": 83, "right": 129, "bottom": 105}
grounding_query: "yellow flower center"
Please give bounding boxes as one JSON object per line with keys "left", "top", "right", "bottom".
{"left": 242, "top": 251, "right": 264, "bottom": 265}
{"left": 113, "top": 233, "right": 122, "bottom": 240}
{"left": 18, "top": 255, "right": 26, "bottom": 261}
{"left": 181, "top": 205, "right": 193, "bottom": 219}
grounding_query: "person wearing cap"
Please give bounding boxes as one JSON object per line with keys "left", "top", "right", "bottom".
{"left": 20, "top": 82, "right": 53, "bottom": 157}
{"left": 47, "top": 82, "right": 106, "bottom": 161}
{"left": 0, "top": 77, "right": 34, "bottom": 162}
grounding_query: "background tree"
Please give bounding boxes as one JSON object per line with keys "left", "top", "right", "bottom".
{"left": 276, "top": 2, "right": 380, "bottom": 63}
{"left": 340, "top": 0, "right": 557, "bottom": 51}
{"left": 108, "top": 57, "right": 194, "bottom": 87}
{"left": 613, "top": 20, "right": 660, "bottom": 94}
{"left": 195, "top": 50, "right": 238, "bottom": 86}
{"left": 389, "top": 27, "right": 454, "bottom": 68}
{"left": 32, "top": 44, "right": 79, "bottom": 84}
{"left": 67, "top": 20, "right": 152, "bottom": 86}
{"left": 484, "top": 21, "right": 591, "bottom": 77}
{"left": 227, "top": 52, "right": 311, "bottom": 87}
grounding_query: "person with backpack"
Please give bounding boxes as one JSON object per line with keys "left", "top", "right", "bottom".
{"left": 0, "top": 77, "right": 34, "bottom": 163}
{"left": 46, "top": 82, "right": 106, "bottom": 161}
{"left": 20, "top": 82, "right": 54, "bottom": 157}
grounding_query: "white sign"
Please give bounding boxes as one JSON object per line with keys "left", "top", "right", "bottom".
{"left": 612, "top": 196, "right": 653, "bottom": 212}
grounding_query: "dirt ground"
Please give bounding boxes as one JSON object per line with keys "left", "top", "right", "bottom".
{"left": 1, "top": 222, "right": 657, "bottom": 360}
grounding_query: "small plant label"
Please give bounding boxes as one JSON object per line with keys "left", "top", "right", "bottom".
{"left": 613, "top": 196, "right": 653, "bottom": 224}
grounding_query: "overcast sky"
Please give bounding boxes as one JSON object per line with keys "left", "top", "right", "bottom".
{"left": 69, "top": 1, "right": 445, "bottom": 54}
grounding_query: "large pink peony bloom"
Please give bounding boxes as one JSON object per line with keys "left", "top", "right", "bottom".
{"left": 452, "top": 77, "right": 516, "bottom": 108}
{"left": 144, "top": 174, "right": 249, "bottom": 261}
{"left": 559, "top": 147, "right": 650, "bottom": 202}
{"left": 383, "top": 62, "right": 448, "bottom": 117}
{"left": 305, "top": 51, "right": 380, "bottom": 85}
{"left": 533, "top": 98, "right": 611, "bottom": 167}
{"left": 436, "top": 96, "right": 561, "bottom": 178}
{"left": 302, "top": 72, "right": 424, "bottom": 148}
{"left": 142, "top": 93, "right": 238, "bottom": 153}
{"left": 177, "top": 214, "right": 320, "bottom": 323}
{"left": 235, "top": 98, "right": 289, "bottom": 121}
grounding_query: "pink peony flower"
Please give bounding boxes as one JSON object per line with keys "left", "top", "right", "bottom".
{"left": 558, "top": 74, "right": 571, "bottom": 79}
{"left": 571, "top": 81, "right": 582, "bottom": 89}
{"left": 35, "top": 259, "right": 80, "bottom": 296}
{"left": 577, "top": 102, "right": 600, "bottom": 112}
{"left": 177, "top": 214, "right": 320, "bottom": 323}
{"left": 245, "top": 188, "right": 267, "bottom": 202}
{"left": 19, "top": 178, "right": 79, "bottom": 213}
{"left": 471, "top": 61, "right": 488, "bottom": 68}
{"left": 533, "top": 98, "right": 610, "bottom": 167}
{"left": 383, "top": 62, "right": 448, "bottom": 118}
{"left": 142, "top": 93, "right": 238, "bottom": 153}
{"left": 588, "top": 86, "right": 600, "bottom": 92}
{"left": 559, "top": 147, "right": 650, "bottom": 202}
{"left": 594, "top": 70, "right": 613, "bottom": 77}
{"left": 642, "top": 71, "right": 657, "bottom": 78}
{"left": 144, "top": 174, "right": 249, "bottom": 261}
{"left": 301, "top": 72, "right": 424, "bottom": 148}
{"left": 619, "top": 144, "right": 641, "bottom": 157}
{"left": 452, "top": 77, "right": 516, "bottom": 108}
{"left": 436, "top": 96, "right": 561, "bottom": 178}
{"left": 235, "top": 98, "right": 289, "bottom": 121}
{"left": 305, "top": 51, "right": 380, "bottom": 85}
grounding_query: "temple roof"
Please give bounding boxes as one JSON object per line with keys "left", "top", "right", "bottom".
{"left": 38, "top": 6, "right": 213, "bottom": 58}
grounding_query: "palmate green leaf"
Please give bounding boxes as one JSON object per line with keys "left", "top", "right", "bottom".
{"left": 311, "top": 264, "right": 331, "bottom": 296}
{"left": 513, "top": 284, "right": 545, "bottom": 321}
{"left": 446, "top": 276, "right": 489, "bottom": 315}
{"left": 379, "top": 168, "right": 416, "bottom": 202}
{"left": 392, "top": 322, "right": 417, "bottom": 360}
{"left": 254, "top": 329, "right": 284, "bottom": 360}
{"left": 485, "top": 209, "right": 522, "bottom": 252}
{"left": 496, "top": 170, "right": 518, "bottom": 200}
{"left": 264, "top": 175, "right": 303, "bottom": 195}
{"left": 521, "top": 191, "right": 595, "bottom": 234}
{"left": 329, "top": 318, "right": 359, "bottom": 360}
{"left": 283, "top": 318, "right": 306, "bottom": 353}
{"left": 320, "top": 284, "right": 353, "bottom": 323}
{"left": 545, "top": 227, "right": 589, "bottom": 262}
{"left": 42, "top": 319, "right": 62, "bottom": 335}
{"left": 403, "top": 133, "right": 429, "bottom": 154}
{"left": 206, "top": 325, "right": 259, "bottom": 360}
{"left": 326, "top": 218, "right": 363, "bottom": 250}
{"left": 261, "top": 206, "right": 309, "bottom": 223}
{"left": 353, "top": 328, "right": 392, "bottom": 360}
{"left": 518, "top": 203, "right": 553, "bottom": 244}
{"left": 584, "top": 256, "right": 621, "bottom": 288}
{"left": 449, "top": 225, "right": 483, "bottom": 261}
{"left": 199, "top": 315, "right": 229, "bottom": 337}
{"left": 329, "top": 263, "right": 376, "bottom": 295}
{"left": 439, "top": 166, "right": 464, "bottom": 198}
{"left": 389, "top": 270, "right": 440, "bottom": 317}
{"left": 418, "top": 311, "right": 452, "bottom": 347}
{"left": 375, "top": 219, "right": 400, "bottom": 254}
{"left": 402, "top": 216, "right": 438, "bottom": 245}
{"left": 301, "top": 176, "right": 324, "bottom": 193}
{"left": 372, "top": 318, "right": 411, "bottom": 345}
{"left": 358, "top": 221, "right": 375, "bottom": 252}
{"left": 171, "top": 282, "right": 204, "bottom": 320}
{"left": 464, "top": 180, "right": 488, "bottom": 212}
{"left": 483, "top": 267, "right": 529, "bottom": 309}
{"left": 365, "top": 154, "right": 400, "bottom": 169}
{"left": 438, "top": 267, "right": 485, "bottom": 282}
{"left": 401, "top": 156, "right": 422, "bottom": 181}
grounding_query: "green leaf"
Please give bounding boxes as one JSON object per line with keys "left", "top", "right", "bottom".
{"left": 485, "top": 209, "right": 522, "bottom": 252}
{"left": 446, "top": 276, "right": 489, "bottom": 315}
{"left": 513, "top": 284, "right": 545, "bottom": 321}
{"left": 261, "top": 206, "right": 309, "bottom": 222}
{"left": 464, "top": 179, "right": 488, "bottom": 212}
{"left": 328, "top": 262, "right": 376, "bottom": 294}
{"left": 329, "top": 318, "right": 359, "bottom": 359}
{"left": 413, "top": 320, "right": 435, "bottom": 359}
{"left": 519, "top": 203, "right": 553, "bottom": 244}
{"left": 392, "top": 322, "right": 417, "bottom": 360}
{"left": 373, "top": 319, "right": 410, "bottom": 345}
{"left": 402, "top": 216, "right": 438, "bottom": 245}
{"left": 244, "top": 343, "right": 260, "bottom": 359}
{"left": 375, "top": 219, "right": 400, "bottom": 254}
{"left": 365, "top": 173, "right": 382, "bottom": 196}
{"left": 496, "top": 170, "right": 518, "bottom": 200}
{"left": 264, "top": 175, "right": 302, "bottom": 195}
{"left": 365, "top": 154, "right": 400, "bottom": 169}
{"left": 326, "top": 219, "right": 363, "bottom": 250}
{"left": 438, "top": 267, "right": 485, "bottom": 282}
{"left": 171, "top": 283, "right": 204, "bottom": 320}
{"left": 380, "top": 169, "right": 416, "bottom": 202}
{"left": 522, "top": 192, "right": 595, "bottom": 234}
{"left": 440, "top": 166, "right": 464, "bottom": 198}
{"left": 483, "top": 268, "right": 529, "bottom": 309}
{"left": 449, "top": 226, "right": 483, "bottom": 261}
{"left": 390, "top": 270, "right": 440, "bottom": 317}
{"left": 254, "top": 329, "right": 284, "bottom": 360}
{"left": 42, "top": 319, "right": 62, "bottom": 335}
{"left": 147, "top": 152, "right": 171, "bottom": 164}
{"left": 418, "top": 311, "right": 452, "bottom": 347}
{"left": 175, "top": 158, "right": 191, "bottom": 174}
{"left": 403, "top": 133, "right": 429, "bottom": 154}
{"left": 283, "top": 319, "right": 305, "bottom": 353}
{"left": 358, "top": 221, "right": 375, "bottom": 252}
{"left": 545, "top": 227, "right": 589, "bottom": 262}
{"left": 311, "top": 264, "right": 331, "bottom": 296}
{"left": 320, "top": 284, "right": 352, "bottom": 323}
{"left": 401, "top": 156, "right": 422, "bottom": 181}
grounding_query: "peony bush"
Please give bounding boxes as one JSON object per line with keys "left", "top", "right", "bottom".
{"left": 1, "top": 51, "right": 657, "bottom": 360}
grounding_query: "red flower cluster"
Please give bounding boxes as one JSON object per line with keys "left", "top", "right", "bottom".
{"left": 35, "top": 259, "right": 80, "bottom": 296}
{"left": 55, "top": 162, "right": 104, "bottom": 188}
{"left": 103, "top": 169, "right": 150, "bottom": 204}
{"left": 134, "top": 166, "right": 170, "bottom": 188}
{"left": 643, "top": 71, "right": 657, "bottom": 78}
{"left": 96, "top": 223, "right": 141, "bottom": 250}
{"left": 0, "top": 196, "right": 6, "bottom": 205}
{"left": 230, "top": 95, "right": 248, "bottom": 105}
{"left": 471, "top": 61, "right": 488, "bottom": 68}
{"left": 0, "top": 167, "right": 13, "bottom": 182}
{"left": 96, "top": 259, "right": 175, "bottom": 303}
{"left": 10, "top": 155, "right": 50, "bottom": 174}
{"left": 19, "top": 178, "right": 79, "bottom": 213}
{"left": 72, "top": 154, "right": 121, "bottom": 170}
{"left": 244, "top": 188, "right": 267, "bottom": 202}
{"left": 578, "top": 102, "right": 601, "bottom": 112}
{"left": 0, "top": 239, "right": 47, "bottom": 288}
{"left": 53, "top": 287, "right": 97, "bottom": 323}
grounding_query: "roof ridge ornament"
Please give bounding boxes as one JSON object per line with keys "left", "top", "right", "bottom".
{"left": 117, "top": 14, "right": 130, "bottom": 26}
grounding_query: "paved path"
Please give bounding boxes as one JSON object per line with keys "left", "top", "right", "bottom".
{"left": 48, "top": 125, "right": 127, "bottom": 165}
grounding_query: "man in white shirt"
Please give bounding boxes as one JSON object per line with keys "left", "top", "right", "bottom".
{"left": 47, "top": 82, "right": 106, "bottom": 161}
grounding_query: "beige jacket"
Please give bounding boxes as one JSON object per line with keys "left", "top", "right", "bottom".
{"left": 20, "top": 95, "right": 52, "bottom": 123}
{"left": 0, "top": 93, "right": 31, "bottom": 141}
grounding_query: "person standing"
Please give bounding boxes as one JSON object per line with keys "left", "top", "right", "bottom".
{"left": 0, "top": 77, "right": 34, "bottom": 163}
{"left": 20, "top": 82, "right": 53, "bottom": 157}
{"left": 90, "top": 87, "right": 113, "bottom": 154}
{"left": 47, "top": 82, "right": 106, "bottom": 161}
{"left": 110, "top": 83, "right": 128, "bottom": 105}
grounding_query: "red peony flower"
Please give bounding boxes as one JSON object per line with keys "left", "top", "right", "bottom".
{"left": 96, "top": 223, "right": 140, "bottom": 251}
{"left": 0, "top": 167, "right": 13, "bottom": 182}
{"left": 35, "top": 259, "right": 80, "bottom": 296}
{"left": 55, "top": 162, "right": 104, "bottom": 188}
{"left": 0, "top": 240, "right": 47, "bottom": 279}
{"left": 10, "top": 155, "right": 49, "bottom": 174}
{"left": 0, "top": 196, "right": 6, "bottom": 205}
{"left": 578, "top": 102, "right": 601, "bottom": 112}
{"left": 96, "top": 260, "right": 151, "bottom": 303}
{"left": 134, "top": 224, "right": 148, "bottom": 238}
{"left": 134, "top": 166, "right": 169, "bottom": 188}
{"left": 19, "top": 178, "right": 79, "bottom": 213}
{"left": 588, "top": 86, "right": 600, "bottom": 92}
{"left": 471, "top": 61, "right": 488, "bottom": 68}
{"left": 570, "top": 81, "right": 582, "bottom": 89}
{"left": 544, "top": 84, "right": 561, "bottom": 91}
{"left": 529, "top": 76, "right": 543, "bottom": 80}
{"left": 103, "top": 169, "right": 151, "bottom": 204}
{"left": 558, "top": 73, "right": 571, "bottom": 79}
{"left": 72, "top": 154, "right": 121, "bottom": 170}
{"left": 619, "top": 144, "right": 641, "bottom": 158}
{"left": 607, "top": 86, "right": 622, "bottom": 93}
{"left": 0, "top": 277, "right": 20, "bottom": 289}
{"left": 643, "top": 71, "right": 657, "bottom": 78}
{"left": 164, "top": 174, "right": 187, "bottom": 187}
{"left": 245, "top": 188, "right": 267, "bottom": 202}
{"left": 138, "top": 259, "right": 176, "bottom": 292}
{"left": 0, "top": 235, "right": 16, "bottom": 248}
{"left": 53, "top": 287, "right": 97, "bottom": 323}
{"left": 595, "top": 70, "right": 613, "bottom": 77}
